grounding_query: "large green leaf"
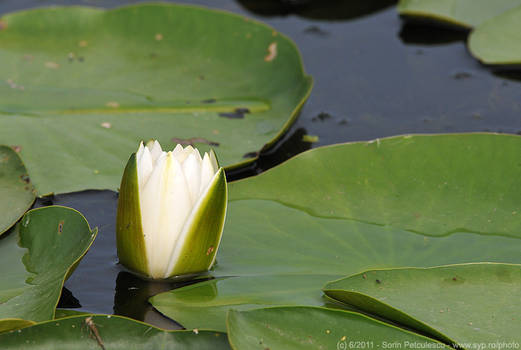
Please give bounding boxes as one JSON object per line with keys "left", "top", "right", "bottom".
{"left": 0, "top": 206, "right": 96, "bottom": 332}
{"left": 0, "top": 3, "right": 312, "bottom": 195}
{"left": 150, "top": 275, "right": 348, "bottom": 332}
{"left": 151, "top": 134, "right": 521, "bottom": 331}
{"left": 397, "top": 0, "right": 521, "bottom": 28}
{"left": 468, "top": 5, "right": 521, "bottom": 65}
{"left": 227, "top": 306, "right": 449, "bottom": 350}
{"left": 0, "top": 314, "right": 230, "bottom": 349}
{"left": 324, "top": 263, "right": 521, "bottom": 347}
{"left": 0, "top": 145, "right": 35, "bottom": 235}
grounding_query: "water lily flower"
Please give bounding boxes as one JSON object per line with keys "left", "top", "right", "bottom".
{"left": 116, "top": 140, "right": 227, "bottom": 279}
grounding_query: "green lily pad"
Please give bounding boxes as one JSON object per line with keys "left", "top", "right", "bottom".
{"left": 0, "top": 3, "right": 312, "bottom": 195}
{"left": 0, "top": 314, "right": 230, "bottom": 349}
{"left": 323, "top": 263, "right": 521, "bottom": 346}
{"left": 0, "top": 206, "right": 96, "bottom": 332}
{"left": 151, "top": 275, "right": 348, "bottom": 332}
{"left": 468, "top": 5, "right": 521, "bottom": 65}
{"left": 227, "top": 306, "right": 449, "bottom": 350}
{"left": 151, "top": 134, "right": 521, "bottom": 331}
{"left": 0, "top": 145, "right": 35, "bottom": 236}
{"left": 397, "top": 0, "right": 521, "bottom": 28}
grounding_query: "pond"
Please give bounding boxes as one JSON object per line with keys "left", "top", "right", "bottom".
{"left": 1, "top": 0, "right": 521, "bottom": 343}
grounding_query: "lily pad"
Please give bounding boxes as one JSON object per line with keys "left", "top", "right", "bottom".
{"left": 468, "top": 5, "right": 521, "bottom": 65}
{"left": 150, "top": 275, "right": 347, "bottom": 332}
{"left": 0, "top": 145, "right": 35, "bottom": 236}
{"left": 0, "top": 206, "right": 96, "bottom": 332}
{"left": 323, "top": 263, "right": 521, "bottom": 346}
{"left": 397, "top": 0, "right": 521, "bottom": 28}
{"left": 227, "top": 306, "right": 449, "bottom": 350}
{"left": 151, "top": 134, "right": 521, "bottom": 331}
{"left": 0, "top": 3, "right": 312, "bottom": 195}
{"left": 0, "top": 314, "right": 230, "bottom": 349}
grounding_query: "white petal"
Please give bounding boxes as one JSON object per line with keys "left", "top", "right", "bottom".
{"left": 192, "top": 146, "right": 203, "bottom": 162}
{"left": 140, "top": 153, "right": 167, "bottom": 277}
{"left": 182, "top": 153, "right": 201, "bottom": 204}
{"left": 137, "top": 147, "right": 153, "bottom": 189}
{"left": 199, "top": 152, "right": 216, "bottom": 196}
{"left": 209, "top": 149, "right": 219, "bottom": 173}
{"left": 175, "top": 145, "right": 195, "bottom": 164}
{"left": 172, "top": 144, "right": 184, "bottom": 157}
{"left": 148, "top": 140, "right": 164, "bottom": 165}
{"left": 145, "top": 153, "right": 194, "bottom": 277}
{"left": 136, "top": 141, "right": 145, "bottom": 164}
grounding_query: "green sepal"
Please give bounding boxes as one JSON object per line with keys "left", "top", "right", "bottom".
{"left": 169, "top": 167, "right": 228, "bottom": 277}
{"left": 116, "top": 153, "right": 148, "bottom": 275}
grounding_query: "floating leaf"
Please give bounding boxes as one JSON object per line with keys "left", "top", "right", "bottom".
{"left": 0, "top": 145, "right": 35, "bottom": 236}
{"left": 468, "top": 5, "right": 521, "bottom": 65}
{"left": 0, "top": 314, "right": 230, "bottom": 349}
{"left": 151, "top": 134, "right": 521, "bottom": 331}
{"left": 324, "top": 263, "right": 521, "bottom": 347}
{"left": 227, "top": 306, "right": 449, "bottom": 350}
{"left": 0, "top": 207, "right": 96, "bottom": 332}
{"left": 150, "top": 275, "right": 344, "bottom": 332}
{"left": 397, "top": 0, "right": 521, "bottom": 28}
{"left": 0, "top": 3, "right": 312, "bottom": 195}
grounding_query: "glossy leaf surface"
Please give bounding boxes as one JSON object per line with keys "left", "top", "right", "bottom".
{"left": 0, "top": 315, "right": 230, "bottom": 349}
{"left": 151, "top": 134, "right": 521, "bottom": 331}
{"left": 0, "top": 3, "right": 312, "bottom": 195}
{"left": 0, "top": 207, "right": 96, "bottom": 332}
{"left": 324, "top": 263, "right": 521, "bottom": 346}
{"left": 227, "top": 306, "right": 448, "bottom": 350}
{"left": 0, "top": 145, "right": 34, "bottom": 235}
{"left": 398, "top": 0, "right": 521, "bottom": 28}
{"left": 468, "top": 5, "right": 521, "bottom": 65}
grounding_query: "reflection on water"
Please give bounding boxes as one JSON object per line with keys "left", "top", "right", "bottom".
{"left": 399, "top": 22, "right": 468, "bottom": 45}
{"left": 237, "top": 0, "right": 397, "bottom": 20}
{"left": 113, "top": 271, "right": 196, "bottom": 330}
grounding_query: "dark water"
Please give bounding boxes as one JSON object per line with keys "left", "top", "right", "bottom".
{"left": 4, "top": 0, "right": 521, "bottom": 329}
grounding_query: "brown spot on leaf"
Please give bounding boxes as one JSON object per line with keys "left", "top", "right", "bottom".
{"left": 100, "top": 122, "right": 112, "bottom": 129}
{"left": 362, "top": 274, "right": 367, "bottom": 279}
{"left": 58, "top": 220, "right": 64, "bottom": 234}
{"left": 106, "top": 101, "right": 120, "bottom": 108}
{"left": 376, "top": 279, "right": 382, "bottom": 284}
{"left": 20, "top": 174, "right": 30, "bottom": 184}
{"left": 264, "top": 42, "right": 277, "bottom": 62}
{"left": 171, "top": 137, "right": 220, "bottom": 147}
{"left": 45, "top": 62, "right": 60, "bottom": 69}
{"left": 23, "top": 55, "right": 34, "bottom": 61}
{"left": 155, "top": 33, "right": 163, "bottom": 41}
{"left": 0, "top": 20, "right": 7, "bottom": 31}
{"left": 206, "top": 246, "right": 215, "bottom": 256}
{"left": 78, "top": 40, "right": 88, "bottom": 47}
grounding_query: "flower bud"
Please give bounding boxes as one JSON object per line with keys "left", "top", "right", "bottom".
{"left": 116, "top": 141, "right": 227, "bottom": 279}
